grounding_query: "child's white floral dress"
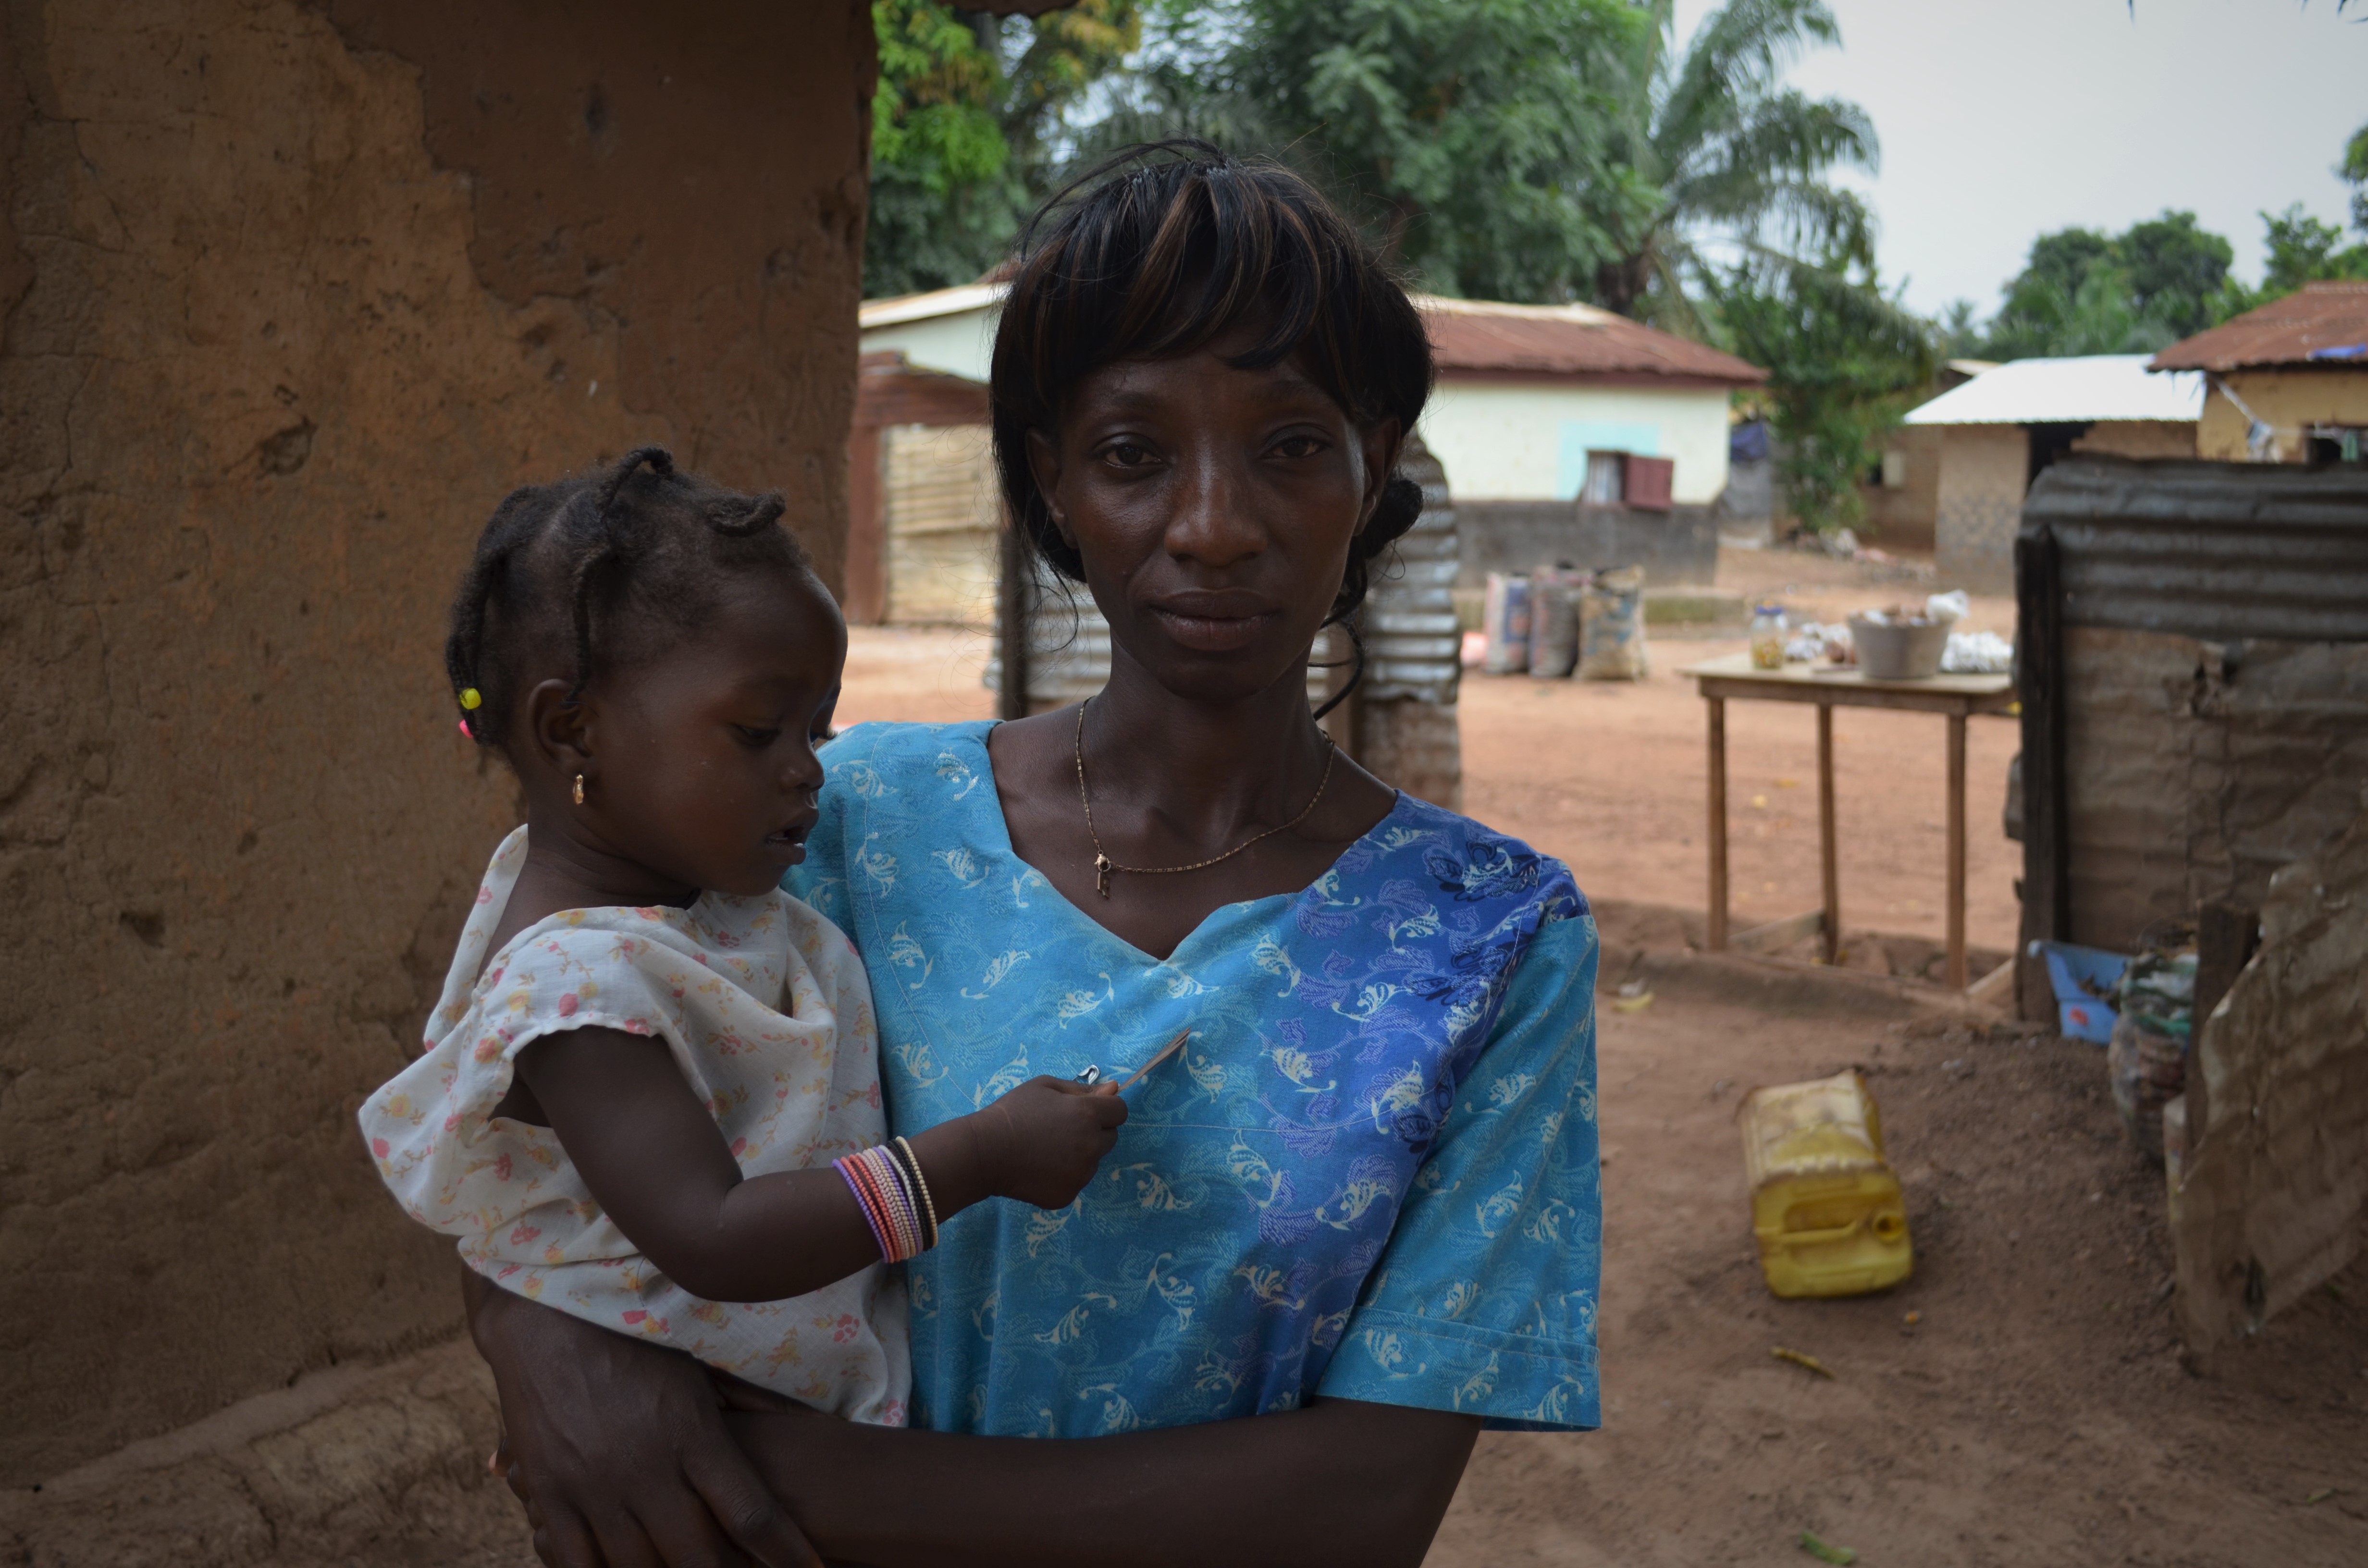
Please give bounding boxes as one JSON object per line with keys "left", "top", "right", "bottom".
{"left": 359, "top": 826, "right": 909, "bottom": 1424}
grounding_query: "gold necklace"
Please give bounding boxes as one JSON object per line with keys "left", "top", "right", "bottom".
{"left": 1073, "top": 699, "right": 1337, "bottom": 898}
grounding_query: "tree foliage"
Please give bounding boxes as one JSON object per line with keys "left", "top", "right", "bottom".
{"left": 1973, "top": 211, "right": 2232, "bottom": 358}
{"left": 864, "top": 1, "right": 1140, "bottom": 299}
{"left": 1583, "top": 0, "right": 1878, "bottom": 335}
{"left": 1711, "top": 258, "right": 1933, "bottom": 535}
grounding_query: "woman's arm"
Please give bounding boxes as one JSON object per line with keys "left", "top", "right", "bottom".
{"left": 515, "top": 1028, "right": 1125, "bottom": 1302}
{"left": 730, "top": 1396, "right": 1481, "bottom": 1568}
{"left": 465, "top": 1268, "right": 822, "bottom": 1568}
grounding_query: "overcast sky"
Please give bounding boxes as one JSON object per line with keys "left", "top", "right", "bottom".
{"left": 1668, "top": 0, "right": 2368, "bottom": 317}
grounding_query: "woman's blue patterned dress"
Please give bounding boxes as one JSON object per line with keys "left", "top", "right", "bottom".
{"left": 789, "top": 721, "right": 1601, "bottom": 1436}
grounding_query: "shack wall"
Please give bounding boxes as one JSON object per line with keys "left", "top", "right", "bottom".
{"left": 1860, "top": 423, "right": 1942, "bottom": 553}
{"left": 881, "top": 424, "right": 999, "bottom": 628}
{"left": 1935, "top": 424, "right": 2027, "bottom": 594}
{"left": 2199, "top": 371, "right": 2368, "bottom": 463}
{"left": 0, "top": 0, "right": 872, "bottom": 1481}
{"left": 1456, "top": 500, "right": 1719, "bottom": 588}
{"left": 2170, "top": 793, "right": 2368, "bottom": 1349}
{"left": 2072, "top": 419, "right": 2195, "bottom": 461}
{"left": 2060, "top": 629, "right": 2368, "bottom": 952}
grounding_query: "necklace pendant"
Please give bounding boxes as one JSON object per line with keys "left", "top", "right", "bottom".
{"left": 1094, "top": 853, "right": 1114, "bottom": 898}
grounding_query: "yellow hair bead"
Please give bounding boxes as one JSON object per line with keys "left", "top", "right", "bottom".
{"left": 459, "top": 687, "right": 483, "bottom": 710}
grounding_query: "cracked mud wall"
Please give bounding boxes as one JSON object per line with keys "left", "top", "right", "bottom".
{"left": 2172, "top": 791, "right": 2368, "bottom": 1349}
{"left": 0, "top": 0, "right": 873, "bottom": 1480}
{"left": 2060, "top": 628, "right": 2368, "bottom": 953}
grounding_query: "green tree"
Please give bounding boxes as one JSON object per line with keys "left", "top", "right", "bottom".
{"left": 1976, "top": 210, "right": 2230, "bottom": 357}
{"left": 1711, "top": 258, "right": 1934, "bottom": 535}
{"left": 2117, "top": 211, "right": 2233, "bottom": 337}
{"left": 2257, "top": 203, "right": 2368, "bottom": 295}
{"left": 865, "top": 1, "right": 1140, "bottom": 299}
{"left": 1207, "top": 0, "right": 1645, "bottom": 303}
{"left": 1582, "top": 0, "right": 1879, "bottom": 334}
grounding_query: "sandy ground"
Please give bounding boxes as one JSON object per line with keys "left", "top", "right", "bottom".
{"left": 1429, "top": 972, "right": 2368, "bottom": 1568}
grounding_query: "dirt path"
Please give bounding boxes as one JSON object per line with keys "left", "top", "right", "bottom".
{"left": 1428, "top": 970, "right": 2368, "bottom": 1568}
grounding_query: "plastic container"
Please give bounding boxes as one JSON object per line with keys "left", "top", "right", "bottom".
{"left": 1848, "top": 612, "right": 1949, "bottom": 680}
{"left": 2027, "top": 938, "right": 2131, "bottom": 1044}
{"left": 1736, "top": 1070, "right": 1913, "bottom": 1299}
{"left": 1749, "top": 604, "right": 1788, "bottom": 670}
{"left": 1481, "top": 573, "right": 1531, "bottom": 674}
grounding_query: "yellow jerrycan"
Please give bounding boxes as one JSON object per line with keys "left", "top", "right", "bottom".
{"left": 1736, "top": 1069, "right": 1912, "bottom": 1298}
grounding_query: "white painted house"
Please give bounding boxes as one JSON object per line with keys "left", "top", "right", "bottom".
{"left": 857, "top": 284, "right": 1766, "bottom": 587}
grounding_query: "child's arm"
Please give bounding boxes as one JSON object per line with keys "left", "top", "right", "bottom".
{"left": 513, "top": 1027, "right": 1125, "bottom": 1303}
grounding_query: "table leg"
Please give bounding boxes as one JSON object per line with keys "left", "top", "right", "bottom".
{"left": 1818, "top": 704, "right": 1839, "bottom": 964}
{"left": 1708, "top": 696, "right": 1728, "bottom": 951}
{"left": 1946, "top": 710, "right": 1968, "bottom": 989}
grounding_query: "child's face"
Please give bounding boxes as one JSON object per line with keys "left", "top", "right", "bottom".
{"left": 581, "top": 567, "right": 845, "bottom": 899}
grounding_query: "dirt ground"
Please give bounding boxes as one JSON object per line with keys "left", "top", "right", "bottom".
{"left": 1427, "top": 952, "right": 2368, "bottom": 1568}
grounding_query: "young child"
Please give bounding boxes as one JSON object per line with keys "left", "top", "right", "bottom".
{"left": 360, "top": 447, "right": 1126, "bottom": 1423}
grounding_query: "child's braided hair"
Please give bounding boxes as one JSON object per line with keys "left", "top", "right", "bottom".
{"left": 445, "top": 446, "right": 808, "bottom": 756}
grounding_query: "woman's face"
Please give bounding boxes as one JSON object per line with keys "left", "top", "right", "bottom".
{"left": 1027, "top": 322, "right": 1400, "bottom": 706}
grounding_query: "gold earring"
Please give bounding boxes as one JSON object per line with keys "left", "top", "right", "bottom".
{"left": 572, "top": 774, "right": 585, "bottom": 806}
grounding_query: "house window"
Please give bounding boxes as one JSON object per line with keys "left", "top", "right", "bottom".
{"left": 1582, "top": 450, "right": 1626, "bottom": 505}
{"left": 1882, "top": 450, "right": 1908, "bottom": 488}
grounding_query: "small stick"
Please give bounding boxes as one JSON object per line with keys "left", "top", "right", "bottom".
{"left": 1772, "top": 1346, "right": 1835, "bottom": 1379}
{"left": 1111, "top": 1029, "right": 1191, "bottom": 1093}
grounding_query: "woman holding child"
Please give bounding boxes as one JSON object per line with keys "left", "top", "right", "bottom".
{"left": 386, "top": 146, "right": 1601, "bottom": 1566}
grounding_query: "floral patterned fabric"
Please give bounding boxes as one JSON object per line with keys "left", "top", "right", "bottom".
{"left": 359, "top": 826, "right": 911, "bottom": 1424}
{"left": 789, "top": 721, "right": 1601, "bottom": 1435}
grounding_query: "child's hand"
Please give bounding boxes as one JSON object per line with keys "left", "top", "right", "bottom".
{"left": 974, "top": 1077, "right": 1129, "bottom": 1209}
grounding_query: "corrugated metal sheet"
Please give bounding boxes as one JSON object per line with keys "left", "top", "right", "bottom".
{"left": 1363, "top": 439, "right": 1461, "bottom": 704}
{"left": 988, "top": 590, "right": 1344, "bottom": 711}
{"left": 1419, "top": 296, "right": 1765, "bottom": 385}
{"left": 2021, "top": 458, "right": 2368, "bottom": 642}
{"left": 1903, "top": 355, "right": 2202, "bottom": 426}
{"left": 2151, "top": 281, "right": 2368, "bottom": 372}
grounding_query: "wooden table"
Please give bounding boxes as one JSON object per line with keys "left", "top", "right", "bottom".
{"left": 1679, "top": 651, "right": 2016, "bottom": 989}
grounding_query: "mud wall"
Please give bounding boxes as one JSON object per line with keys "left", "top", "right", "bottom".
{"left": 1934, "top": 424, "right": 2025, "bottom": 595}
{"left": 2060, "top": 629, "right": 2368, "bottom": 953}
{"left": 2171, "top": 791, "right": 2368, "bottom": 1348}
{"left": 0, "top": 0, "right": 872, "bottom": 1480}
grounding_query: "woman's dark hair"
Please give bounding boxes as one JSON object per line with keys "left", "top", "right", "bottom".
{"left": 444, "top": 446, "right": 809, "bottom": 756}
{"left": 990, "top": 141, "right": 1435, "bottom": 644}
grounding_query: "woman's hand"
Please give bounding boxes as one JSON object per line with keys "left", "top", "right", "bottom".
{"left": 971, "top": 1076, "right": 1129, "bottom": 1209}
{"left": 465, "top": 1271, "right": 821, "bottom": 1568}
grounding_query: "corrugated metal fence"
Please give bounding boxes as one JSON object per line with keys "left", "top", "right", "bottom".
{"left": 2016, "top": 457, "right": 2368, "bottom": 976}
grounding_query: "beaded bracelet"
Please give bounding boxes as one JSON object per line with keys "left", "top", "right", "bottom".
{"left": 891, "top": 1135, "right": 939, "bottom": 1250}
{"left": 835, "top": 1143, "right": 934, "bottom": 1263}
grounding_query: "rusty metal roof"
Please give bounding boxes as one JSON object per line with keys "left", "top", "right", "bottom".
{"left": 1416, "top": 296, "right": 1766, "bottom": 386}
{"left": 2150, "top": 281, "right": 2368, "bottom": 373}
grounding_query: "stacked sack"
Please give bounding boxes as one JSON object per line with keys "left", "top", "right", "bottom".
{"left": 1477, "top": 565, "right": 1648, "bottom": 683}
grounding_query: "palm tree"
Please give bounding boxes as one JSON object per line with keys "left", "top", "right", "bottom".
{"left": 1585, "top": 0, "right": 1878, "bottom": 333}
